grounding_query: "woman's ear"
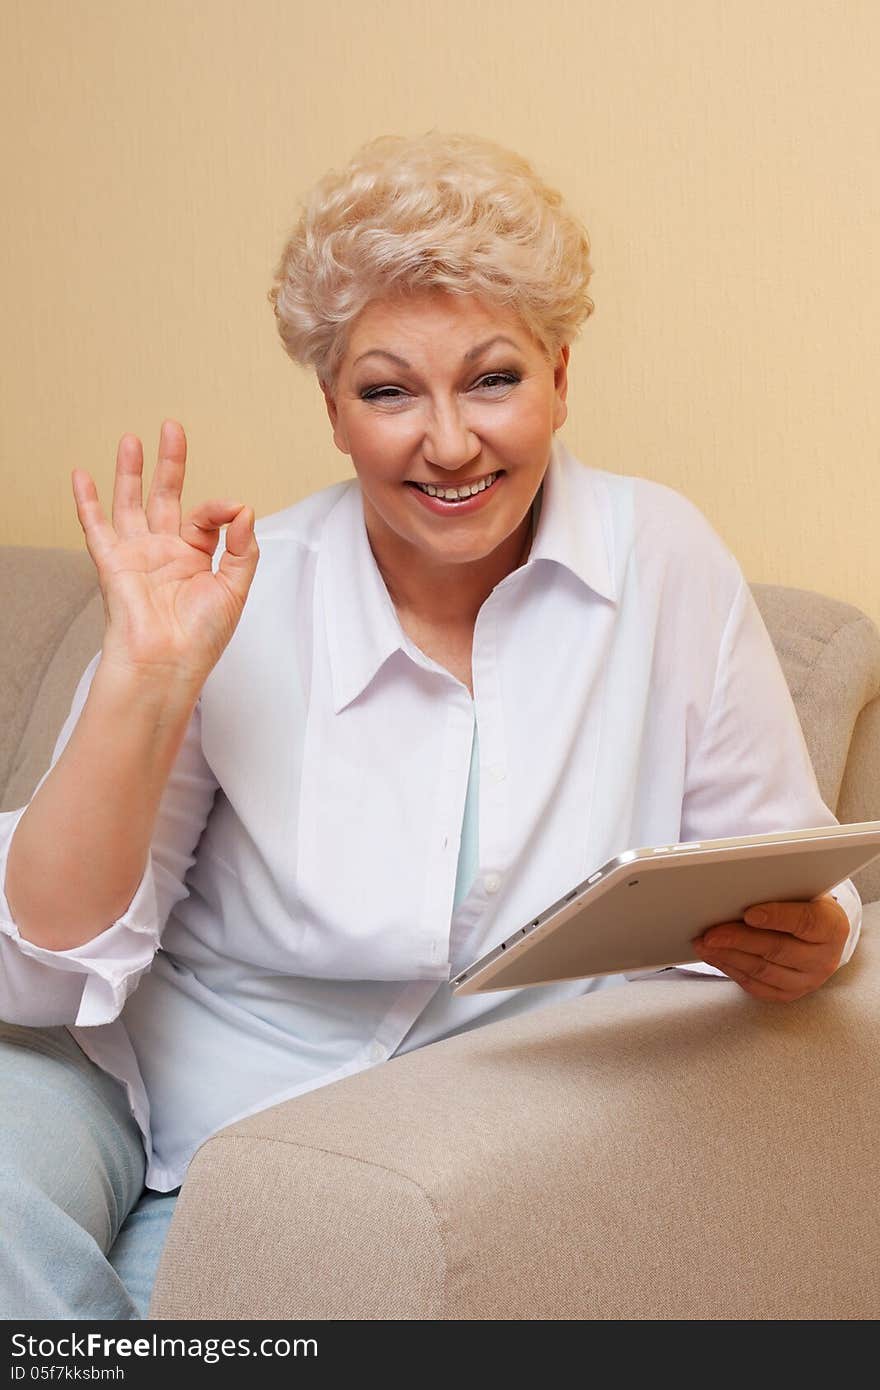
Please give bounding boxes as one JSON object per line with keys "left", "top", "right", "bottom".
{"left": 319, "top": 377, "right": 337, "bottom": 428}
{"left": 553, "top": 345, "right": 570, "bottom": 431}
{"left": 319, "top": 377, "right": 350, "bottom": 455}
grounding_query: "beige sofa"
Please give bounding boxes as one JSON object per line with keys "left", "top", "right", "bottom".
{"left": 2, "top": 545, "right": 880, "bottom": 1320}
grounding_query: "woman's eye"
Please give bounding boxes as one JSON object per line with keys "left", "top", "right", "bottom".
{"left": 361, "top": 372, "right": 519, "bottom": 403}
{"left": 361, "top": 386, "right": 407, "bottom": 401}
{"left": 478, "top": 372, "right": 519, "bottom": 390}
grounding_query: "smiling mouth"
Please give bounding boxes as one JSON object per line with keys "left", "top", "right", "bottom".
{"left": 406, "top": 470, "right": 503, "bottom": 500}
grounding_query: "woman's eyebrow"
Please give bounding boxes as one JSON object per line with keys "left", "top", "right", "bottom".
{"left": 353, "top": 334, "right": 522, "bottom": 368}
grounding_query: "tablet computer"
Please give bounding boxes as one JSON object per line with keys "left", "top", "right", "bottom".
{"left": 450, "top": 820, "right": 880, "bottom": 995}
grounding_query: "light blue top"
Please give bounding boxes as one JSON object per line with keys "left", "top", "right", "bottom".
{"left": 452, "top": 720, "right": 481, "bottom": 913}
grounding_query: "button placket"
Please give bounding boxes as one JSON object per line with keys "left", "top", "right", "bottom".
{"left": 419, "top": 691, "right": 479, "bottom": 969}
{"left": 472, "top": 593, "right": 511, "bottom": 899}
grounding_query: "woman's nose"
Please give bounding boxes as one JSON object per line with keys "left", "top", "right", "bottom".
{"left": 422, "top": 400, "right": 481, "bottom": 470}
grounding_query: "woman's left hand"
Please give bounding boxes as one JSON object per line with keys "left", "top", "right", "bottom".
{"left": 691, "top": 893, "right": 851, "bottom": 1002}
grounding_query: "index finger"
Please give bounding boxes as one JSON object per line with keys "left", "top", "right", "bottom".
{"left": 72, "top": 468, "right": 116, "bottom": 566}
{"left": 742, "top": 896, "right": 849, "bottom": 944}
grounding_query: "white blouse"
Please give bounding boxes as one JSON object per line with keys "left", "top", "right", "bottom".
{"left": 0, "top": 436, "right": 861, "bottom": 1189}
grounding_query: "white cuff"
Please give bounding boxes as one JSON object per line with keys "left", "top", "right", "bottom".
{"left": 0, "top": 819, "right": 160, "bottom": 1027}
{"left": 827, "top": 878, "right": 862, "bottom": 968}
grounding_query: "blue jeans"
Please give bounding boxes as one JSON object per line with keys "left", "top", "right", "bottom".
{"left": 0, "top": 1020, "right": 178, "bottom": 1320}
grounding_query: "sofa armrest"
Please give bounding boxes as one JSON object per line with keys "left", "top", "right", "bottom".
{"left": 150, "top": 905, "right": 880, "bottom": 1321}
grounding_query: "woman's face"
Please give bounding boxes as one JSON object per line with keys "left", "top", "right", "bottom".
{"left": 321, "top": 289, "right": 569, "bottom": 584}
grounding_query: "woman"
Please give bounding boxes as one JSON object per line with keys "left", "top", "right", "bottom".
{"left": 0, "top": 131, "right": 857, "bottom": 1319}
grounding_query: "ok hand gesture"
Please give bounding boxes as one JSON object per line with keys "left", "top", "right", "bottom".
{"left": 72, "top": 420, "right": 259, "bottom": 689}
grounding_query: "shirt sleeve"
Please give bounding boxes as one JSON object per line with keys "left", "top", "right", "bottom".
{"left": 629, "top": 573, "right": 862, "bottom": 983}
{"left": 0, "top": 652, "right": 219, "bottom": 1027}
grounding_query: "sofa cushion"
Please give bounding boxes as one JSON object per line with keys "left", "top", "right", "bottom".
{"left": 2, "top": 592, "right": 104, "bottom": 812}
{"left": 0, "top": 548, "right": 100, "bottom": 809}
{"left": 837, "top": 696, "right": 880, "bottom": 904}
{"left": 750, "top": 583, "right": 880, "bottom": 814}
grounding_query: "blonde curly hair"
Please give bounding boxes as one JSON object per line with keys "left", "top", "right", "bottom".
{"left": 267, "top": 130, "right": 595, "bottom": 390}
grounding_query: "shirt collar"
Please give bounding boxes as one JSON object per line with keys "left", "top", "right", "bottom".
{"left": 527, "top": 435, "right": 617, "bottom": 603}
{"left": 319, "top": 434, "right": 617, "bottom": 714}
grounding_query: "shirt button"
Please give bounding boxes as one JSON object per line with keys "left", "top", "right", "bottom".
{"left": 484, "top": 873, "right": 501, "bottom": 894}
{"left": 488, "top": 764, "right": 506, "bottom": 783}
{"left": 368, "top": 1042, "right": 385, "bottom": 1063}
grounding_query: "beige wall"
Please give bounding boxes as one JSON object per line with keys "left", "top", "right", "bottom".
{"left": 2, "top": 1, "right": 878, "bottom": 624}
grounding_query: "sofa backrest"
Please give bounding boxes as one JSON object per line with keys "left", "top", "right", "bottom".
{"left": 751, "top": 583, "right": 880, "bottom": 902}
{"left": 3, "top": 547, "right": 880, "bottom": 901}
{"left": 1, "top": 547, "right": 104, "bottom": 813}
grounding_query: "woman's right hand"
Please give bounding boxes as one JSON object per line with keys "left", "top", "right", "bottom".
{"left": 72, "top": 420, "right": 260, "bottom": 689}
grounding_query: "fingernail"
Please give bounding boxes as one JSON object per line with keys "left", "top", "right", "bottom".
{"left": 745, "top": 908, "right": 767, "bottom": 925}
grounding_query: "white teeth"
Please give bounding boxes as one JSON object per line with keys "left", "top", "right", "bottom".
{"left": 414, "top": 472, "right": 498, "bottom": 500}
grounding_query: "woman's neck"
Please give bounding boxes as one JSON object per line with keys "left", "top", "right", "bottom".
{"left": 366, "top": 501, "right": 536, "bottom": 631}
